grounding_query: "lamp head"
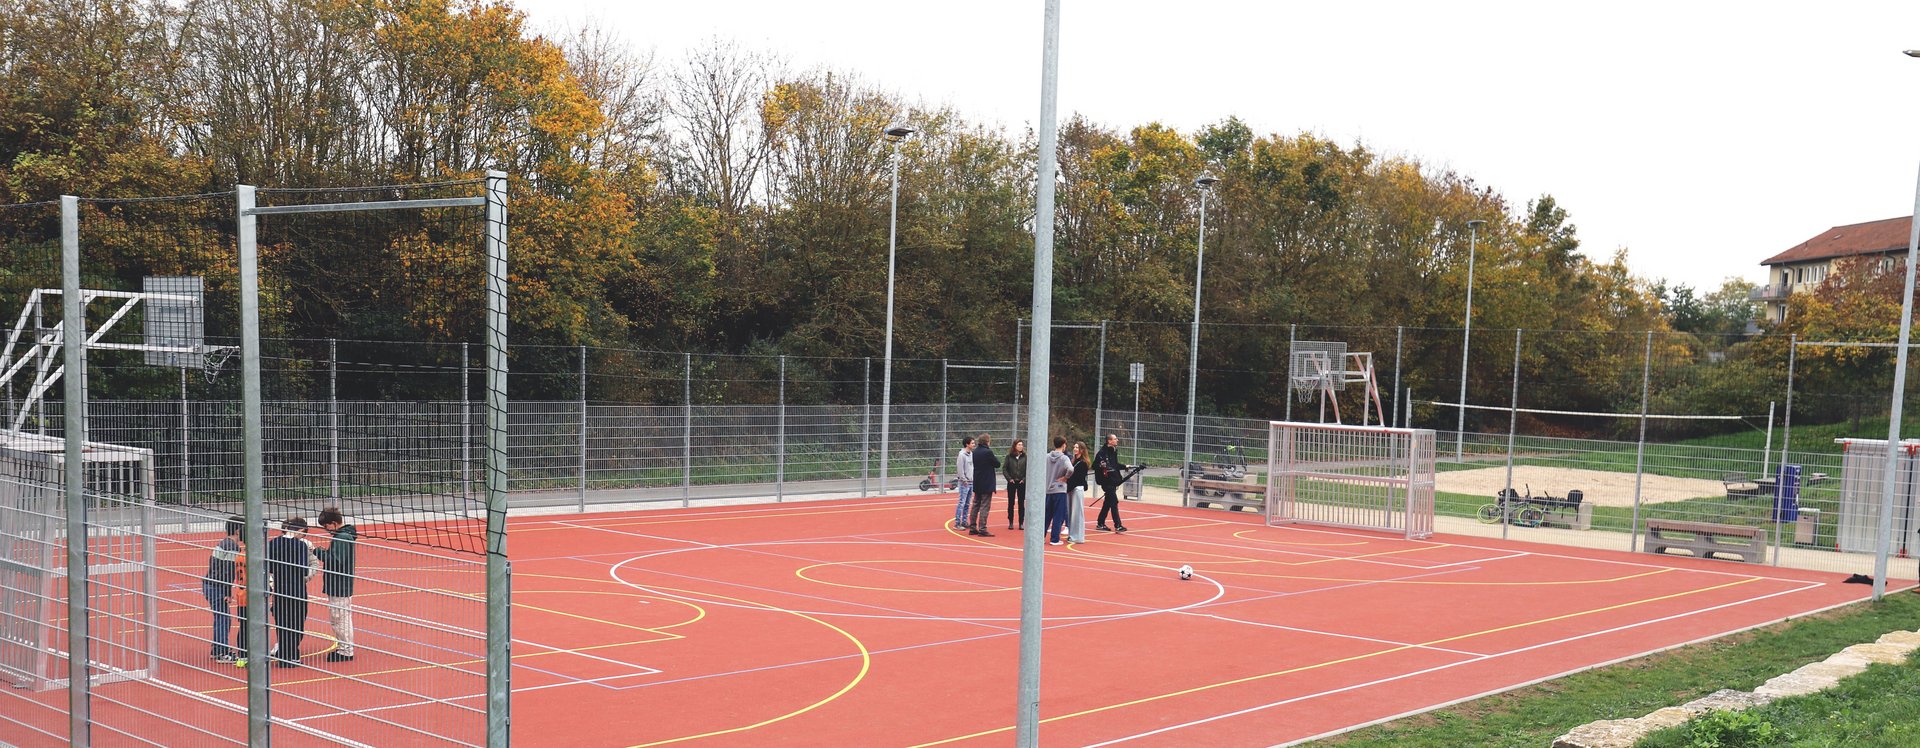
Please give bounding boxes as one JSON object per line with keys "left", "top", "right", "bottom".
{"left": 1194, "top": 175, "right": 1219, "bottom": 189}
{"left": 1905, "top": 50, "right": 1920, "bottom": 58}
{"left": 1467, "top": 219, "right": 1487, "bottom": 228}
{"left": 884, "top": 124, "right": 917, "bottom": 140}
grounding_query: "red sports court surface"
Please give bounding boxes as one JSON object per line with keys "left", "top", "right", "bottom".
{"left": 14, "top": 494, "right": 1903, "bottom": 747}
{"left": 503, "top": 495, "right": 1889, "bottom": 746}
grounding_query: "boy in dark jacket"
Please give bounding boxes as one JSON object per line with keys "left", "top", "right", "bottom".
{"left": 316, "top": 507, "right": 358, "bottom": 662}
{"left": 266, "top": 517, "right": 319, "bottom": 667}
{"left": 201, "top": 515, "right": 244, "bottom": 663}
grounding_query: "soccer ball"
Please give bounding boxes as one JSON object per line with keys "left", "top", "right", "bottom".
{"left": 1177, "top": 564, "right": 1193, "bottom": 581}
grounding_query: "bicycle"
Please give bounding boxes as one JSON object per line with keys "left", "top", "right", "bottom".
{"left": 1477, "top": 487, "right": 1546, "bottom": 528}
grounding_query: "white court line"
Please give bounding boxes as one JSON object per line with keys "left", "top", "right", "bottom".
{"left": 512, "top": 495, "right": 947, "bottom": 529}
{"left": 1079, "top": 579, "right": 1827, "bottom": 747}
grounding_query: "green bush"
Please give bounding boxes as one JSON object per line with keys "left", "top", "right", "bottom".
{"left": 1681, "top": 710, "right": 1783, "bottom": 748}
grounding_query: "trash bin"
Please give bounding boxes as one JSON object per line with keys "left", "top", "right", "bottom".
{"left": 1772, "top": 464, "right": 1801, "bottom": 523}
{"left": 1794, "top": 508, "right": 1820, "bottom": 545}
{"left": 1125, "top": 471, "right": 1143, "bottom": 501}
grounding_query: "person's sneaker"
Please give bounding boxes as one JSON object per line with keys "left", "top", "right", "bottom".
{"left": 1115, "top": 526, "right": 1129, "bottom": 533}
{"left": 1048, "top": 539, "right": 1062, "bottom": 546}
{"left": 1095, "top": 525, "right": 1111, "bottom": 532}
{"left": 325, "top": 652, "right": 354, "bottom": 663}
{"left": 976, "top": 530, "right": 995, "bottom": 538}
{"left": 213, "top": 652, "right": 236, "bottom": 664}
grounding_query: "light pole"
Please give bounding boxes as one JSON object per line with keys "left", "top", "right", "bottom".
{"left": 1872, "top": 49, "right": 1920, "bottom": 599}
{"left": 1182, "top": 175, "right": 1218, "bottom": 505}
{"left": 1455, "top": 218, "right": 1486, "bottom": 462}
{"left": 879, "top": 123, "right": 916, "bottom": 495}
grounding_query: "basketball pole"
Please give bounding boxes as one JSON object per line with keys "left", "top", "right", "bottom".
{"left": 1873, "top": 158, "right": 1920, "bottom": 600}
{"left": 1014, "top": 1, "right": 1060, "bottom": 743}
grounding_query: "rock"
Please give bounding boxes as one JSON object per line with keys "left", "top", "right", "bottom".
{"left": 1681, "top": 688, "right": 1770, "bottom": 713}
{"left": 1843, "top": 642, "right": 1920, "bottom": 665}
{"left": 1756, "top": 670, "right": 1837, "bottom": 698}
{"left": 1554, "top": 718, "right": 1654, "bottom": 748}
{"left": 1876, "top": 629, "right": 1920, "bottom": 649}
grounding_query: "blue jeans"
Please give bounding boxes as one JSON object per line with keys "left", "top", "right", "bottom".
{"left": 204, "top": 587, "right": 232, "bottom": 654}
{"left": 1046, "top": 492, "right": 1069, "bottom": 542}
{"left": 954, "top": 482, "right": 974, "bottom": 527}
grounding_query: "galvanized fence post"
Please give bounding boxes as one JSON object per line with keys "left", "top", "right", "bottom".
{"left": 1392, "top": 326, "right": 1404, "bottom": 429}
{"left": 683, "top": 353, "right": 692, "bottom": 508}
{"left": 1502, "top": 329, "right": 1521, "bottom": 541}
{"left": 578, "top": 345, "right": 588, "bottom": 512}
{"left": 863, "top": 357, "right": 871, "bottom": 498}
{"left": 1629, "top": 332, "right": 1653, "bottom": 553}
{"left": 60, "top": 194, "right": 92, "bottom": 744}
{"left": 333, "top": 338, "right": 342, "bottom": 502}
{"left": 777, "top": 355, "right": 786, "bottom": 502}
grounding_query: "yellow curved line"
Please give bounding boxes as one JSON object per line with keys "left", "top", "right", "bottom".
{"left": 796, "top": 560, "right": 1019, "bottom": 593}
{"left": 1229, "top": 529, "right": 1369, "bottom": 547}
{"left": 623, "top": 582, "right": 872, "bottom": 748}
{"left": 910, "top": 575, "right": 1762, "bottom": 746}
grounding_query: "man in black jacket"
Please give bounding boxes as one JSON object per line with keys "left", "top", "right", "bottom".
{"left": 1094, "top": 434, "right": 1130, "bottom": 532}
{"left": 316, "top": 507, "right": 358, "bottom": 663}
{"left": 967, "top": 433, "right": 999, "bottom": 537}
{"left": 266, "top": 517, "right": 319, "bottom": 667}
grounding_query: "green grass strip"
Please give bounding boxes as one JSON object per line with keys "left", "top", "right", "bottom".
{"left": 1636, "top": 648, "right": 1920, "bottom": 748}
{"left": 1317, "top": 592, "right": 1920, "bottom": 748}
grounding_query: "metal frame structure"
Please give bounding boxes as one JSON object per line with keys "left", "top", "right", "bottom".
{"left": 1266, "top": 421, "right": 1436, "bottom": 540}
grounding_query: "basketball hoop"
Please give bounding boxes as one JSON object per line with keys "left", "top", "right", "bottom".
{"left": 200, "top": 345, "right": 238, "bottom": 382}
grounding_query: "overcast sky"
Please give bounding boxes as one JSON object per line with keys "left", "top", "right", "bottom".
{"left": 516, "top": 0, "right": 1920, "bottom": 290}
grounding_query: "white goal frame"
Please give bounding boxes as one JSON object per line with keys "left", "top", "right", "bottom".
{"left": 1266, "top": 421, "right": 1436, "bottom": 539}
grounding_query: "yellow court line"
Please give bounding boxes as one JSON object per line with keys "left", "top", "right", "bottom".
{"left": 1229, "top": 529, "right": 1369, "bottom": 547}
{"left": 623, "top": 583, "right": 871, "bottom": 748}
{"left": 511, "top": 585, "right": 709, "bottom": 631}
{"left": 909, "top": 575, "right": 1765, "bottom": 747}
{"left": 796, "top": 560, "right": 1019, "bottom": 593}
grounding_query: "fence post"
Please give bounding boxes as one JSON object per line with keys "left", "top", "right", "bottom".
{"left": 1629, "top": 332, "right": 1653, "bottom": 553}
{"left": 458, "top": 340, "right": 469, "bottom": 502}
{"left": 1392, "top": 326, "right": 1404, "bottom": 428}
{"left": 777, "top": 355, "right": 786, "bottom": 503}
{"left": 862, "top": 357, "right": 870, "bottom": 498}
{"left": 1012, "top": 318, "right": 1022, "bottom": 438}
{"left": 59, "top": 194, "right": 92, "bottom": 742}
{"left": 1284, "top": 323, "right": 1296, "bottom": 422}
{"left": 482, "top": 169, "right": 511, "bottom": 748}
{"left": 235, "top": 185, "right": 271, "bottom": 744}
{"left": 1502, "top": 329, "right": 1522, "bottom": 541}
{"left": 683, "top": 353, "right": 693, "bottom": 507}
{"left": 941, "top": 358, "right": 949, "bottom": 483}
{"left": 181, "top": 366, "right": 191, "bottom": 504}
{"left": 1777, "top": 335, "right": 1799, "bottom": 565}
{"left": 578, "top": 345, "right": 587, "bottom": 513}
{"left": 332, "top": 339, "right": 341, "bottom": 502}
{"left": 1095, "top": 319, "right": 1107, "bottom": 438}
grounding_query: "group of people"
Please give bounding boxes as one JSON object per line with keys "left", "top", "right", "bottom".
{"left": 200, "top": 507, "right": 359, "bottom": 669}
{"left": 952, "top": 433, "right": 1133, "bottom": 545}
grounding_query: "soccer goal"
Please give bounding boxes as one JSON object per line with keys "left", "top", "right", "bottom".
{"left": 1266, "top": 421, "right": 1437, "bottom": 539}
{"left": 0, "top": 430, "right": 159, "bottom": 691}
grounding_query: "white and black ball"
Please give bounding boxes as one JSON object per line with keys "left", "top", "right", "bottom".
{"left": 1177, "top": 564, "right": 1193, "bottom": 581}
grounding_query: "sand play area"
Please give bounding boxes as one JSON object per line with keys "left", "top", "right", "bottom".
{"left": 1434, "top": 466, "right": 1725, "bottom": 507}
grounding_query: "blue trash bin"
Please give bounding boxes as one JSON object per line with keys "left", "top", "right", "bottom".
{"left": 1772, "top": 464, "right": 1801, "bottom": 523}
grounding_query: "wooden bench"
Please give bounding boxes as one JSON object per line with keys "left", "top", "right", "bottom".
{"left": 1722, "top": 474, "right": 1761, "bottom": 500}
{"left": 1535, "top": 490, "right": 1590, "bottom": 530}
{"left": 1644, "top": 519, "right": 1766, "bottom": 563}
{"left": 1187, "top": 479, "right": 1265, "bottom": 511}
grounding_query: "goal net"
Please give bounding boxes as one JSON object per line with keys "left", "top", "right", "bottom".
{"left": 1266, "top": 421, "right": 1436, "bottom": 539}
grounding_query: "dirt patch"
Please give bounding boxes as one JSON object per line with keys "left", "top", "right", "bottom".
{"left": 1435, "top": 466, "right": 1723, "bottom": 507}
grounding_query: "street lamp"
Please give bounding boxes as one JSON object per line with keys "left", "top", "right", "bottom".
{"left": 1455, "top": 218, "right": 1486, "bottom": 462}
{"left": 878, "top": 123, "right": 916, "bottom": 495}
{"left": 1182, "top": 175, "right": 1218, "bottom": 504}
{"left": 1872, "top": 50, "right": 1920, "bottom": 599}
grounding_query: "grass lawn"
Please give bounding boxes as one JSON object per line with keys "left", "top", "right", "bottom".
{"left": 1316, "top": 591, "right": 1920, "bottom": 748}
{"left": 1637, "top": 648, "right": 1920, "bottom": 748}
